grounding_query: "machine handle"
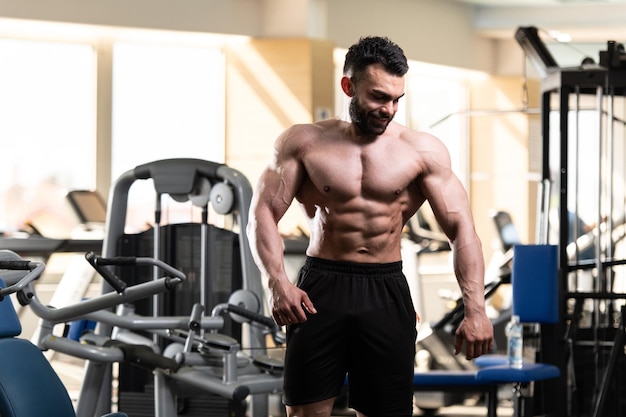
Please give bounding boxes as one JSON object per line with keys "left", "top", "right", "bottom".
{"left": 0, "top": 254, "right": 45, "bottom": 299}
{"left": 85, "top": 251, "right": 187, "bottom": 294}
{"left": 85, "top": 251, "right": 128, "bottom": 293}
{"left": 226, "top": 304, "right": 275, "bottom": 329}
{"left": 0, "top": 260, "right": 34, "bottom": 270}
{"left": 225, "top": 303, "right": 284, "bottom": 344}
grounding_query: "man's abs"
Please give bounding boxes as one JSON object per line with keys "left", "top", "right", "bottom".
{"left": 304, "top": 207, "right": 407, "bottom": 263}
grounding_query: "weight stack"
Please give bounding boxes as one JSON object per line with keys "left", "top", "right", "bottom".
{"left": 115, "top": 222, "right": 244, "bottom": 417}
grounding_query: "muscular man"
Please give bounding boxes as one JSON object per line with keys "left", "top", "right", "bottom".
{"left": 247, "top": 36, "right": 494, "bottom": 417}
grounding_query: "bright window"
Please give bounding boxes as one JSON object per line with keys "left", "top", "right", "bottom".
{"left": 405, "top": 71, "right": 469, "bottom": 183}
{"left": 111, "top": 42, "right": 226, "bottom": 230}
{"left": 0, "top": 39, "right": 96, "bottom": 235}
{"left": 111, "top": 42, "right": 225, "bottom": 176}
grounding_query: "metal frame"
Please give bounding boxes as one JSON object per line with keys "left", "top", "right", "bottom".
{"left": 539, "top": 56, "right": 626, "bottom": 417}
{"left": 85, "top": 159, "right": 269, "bottom": 417}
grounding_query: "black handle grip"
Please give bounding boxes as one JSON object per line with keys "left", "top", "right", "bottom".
{"left": 226, "top": 304, "right": 277, "bottom": 330}
{"left": 0, "top": 260, "right": 34, "bottom": 270}
{"left": 85, "top": 252, "right": 128, "bottom": 294}
{"left": 92, "top": 256, "right": 138, "bottom": 267}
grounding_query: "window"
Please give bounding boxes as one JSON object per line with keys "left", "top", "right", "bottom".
{"left": 111, "top": 42, "right": 226, "bottom": 231}
{"left": 0, "top": 23, "right": 230, "bottom": 236}
{"left": 405, "top": 70, "right": 469, "bottom": 183}
{"left": 0, "top": 39, "right": 96, "bottom": 236}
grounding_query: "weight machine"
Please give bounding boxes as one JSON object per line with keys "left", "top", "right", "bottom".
{"left": 81, "top": 159, "right": 277, "bottom": 417}
{"left": 517, "top": 26, "right": 626, "bottom": 417}
{"left": 0, "top": 248, "right": 284, "bottom": 417}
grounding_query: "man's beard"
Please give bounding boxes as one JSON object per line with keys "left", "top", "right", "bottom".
{"left": 349, "top": 97, "right": 393, "bottom": 135}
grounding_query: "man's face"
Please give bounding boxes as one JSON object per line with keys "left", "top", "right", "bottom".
{"left": 348, "top": 63, "right": 405, "bottom": 136}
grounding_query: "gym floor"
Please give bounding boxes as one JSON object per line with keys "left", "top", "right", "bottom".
{"left": 332, "top": 397, "right": 514, "bottom": 417}
{"left": 53, "top": 351, "right": 514, "bottom": 416}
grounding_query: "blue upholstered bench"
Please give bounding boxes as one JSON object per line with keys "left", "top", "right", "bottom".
{"left": 412, "top": 361, "right": 560, "bottom": 417}
{"left": 412, "top": 245, "right": 562, "bottom": 417}
{"left": 413, "top": 369, "right": 500, "bottom": 417}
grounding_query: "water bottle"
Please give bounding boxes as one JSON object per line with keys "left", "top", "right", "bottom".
{"left": 506, "top": 314, "right": 523, "bottom": 369}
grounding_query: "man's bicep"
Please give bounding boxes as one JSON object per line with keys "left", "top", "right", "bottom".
{"left": 420, "top": 170, "right": 471, "bottom": 240}
{"left": 255, "top": 160, "right": 303, "bottom": 222}
{"left": 253, "top": 124, "right": 309, "bottom": 222}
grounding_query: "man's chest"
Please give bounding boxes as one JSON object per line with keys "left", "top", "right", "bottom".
{"left": 302, "top": 144, "right": 421, "bottom": 199}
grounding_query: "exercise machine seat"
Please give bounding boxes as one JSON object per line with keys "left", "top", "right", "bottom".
{"left": 477, "top": 363, "right": 560, "bottom": 384}
{"left": 0, "top": 279, "right": 126, "bottom": 417}
{"left": 474, "top": 354, "right": 508, "bottom": 368}
{"left": 0, "top": 281, "right": 75, "bottom": 416}
{"left": 0, "top": 338, "right": 76, "bottom": 417}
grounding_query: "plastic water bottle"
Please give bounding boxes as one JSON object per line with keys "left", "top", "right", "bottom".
{"left": 506, "top": 315, "right": 523, "bottom": 369}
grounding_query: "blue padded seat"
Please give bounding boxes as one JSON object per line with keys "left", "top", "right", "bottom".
{"left": 0, "top": 290, "right": 21, "bottom": 339}
{"left": 0, "top": 263, "right": 128, "bottom": 417}
{"left": 477, "top": 363, "right": 560, "bottom": 384}
{"left": 0, "top": 279, "right": 76, "bottom": 417}
{"left": 474, "top": 354, "right": 508, "bottom": 368}
{"left": 0, "top": 338, "right": 76, "bottom": 416}
{"left": 413, "top": 363, "right": 561, "bottom": 387}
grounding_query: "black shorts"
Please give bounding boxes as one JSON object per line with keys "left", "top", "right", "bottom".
{"left": 283, "top": 257, "right": 417, "bottom": 417}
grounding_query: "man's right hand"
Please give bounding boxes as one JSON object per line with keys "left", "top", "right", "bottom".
{"left": 269, "top": 280, "right": 317, "bottom": 326}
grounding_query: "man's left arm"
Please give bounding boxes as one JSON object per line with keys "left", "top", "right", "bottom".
{"left": 417, "top": 135, "right": 494, "bottom": 359}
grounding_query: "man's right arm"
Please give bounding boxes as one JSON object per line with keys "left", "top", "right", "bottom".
{"left": 247, "top": 126, "right": 317, "bottom": 325}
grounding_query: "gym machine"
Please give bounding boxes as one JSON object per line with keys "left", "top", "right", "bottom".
{"left": 0, "top": 249, "right": 284, "bottom": 417}
{"left": 82, "top": 159, "right": 276, "bottom": 417}
{"left": 517, "top": 26, "right": 626, "bottom": 417}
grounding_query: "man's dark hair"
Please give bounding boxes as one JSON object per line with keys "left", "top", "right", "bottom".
{"left": 343, "top": 36, "right": 409, "bottom": 82}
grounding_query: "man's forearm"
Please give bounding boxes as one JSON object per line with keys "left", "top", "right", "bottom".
{"left": 248, "top": 216, "right": 290, "bottom": 287}
{"left": 452, "top": 240, "right": 487, "bottom": 314}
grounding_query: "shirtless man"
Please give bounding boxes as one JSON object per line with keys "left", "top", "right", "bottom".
{"left": 247, "top": 36, "right": 494, "bottom": 417}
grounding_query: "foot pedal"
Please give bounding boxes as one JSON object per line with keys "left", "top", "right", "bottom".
{"left": 204, "top": 333, "right": 239, "bottom": 352}
{"left": 253, "top": 355, "right": 284, "bottom": 375}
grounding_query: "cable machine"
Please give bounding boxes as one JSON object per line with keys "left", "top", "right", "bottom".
{"left": 517, "top": 26, "right": 626, "bottom": 417}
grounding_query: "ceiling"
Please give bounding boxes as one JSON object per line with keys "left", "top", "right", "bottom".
{"left": 452, "top": 0, "right": 626, "bottom": 44}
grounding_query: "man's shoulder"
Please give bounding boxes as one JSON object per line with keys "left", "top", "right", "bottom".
{"left": 394, "top": 123, "right": 433, "bottom": 139}
{"left": 396, "top": 125, "right": 445, "bottom": 149}
{"left": 283, "top": 119, "right": 346, "bottom": 142}
{"left": 276, "top": 120, "right": 343, "bottom": 156}
{"left": 301, "top": 118, "right": 346, "bottom": 135}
